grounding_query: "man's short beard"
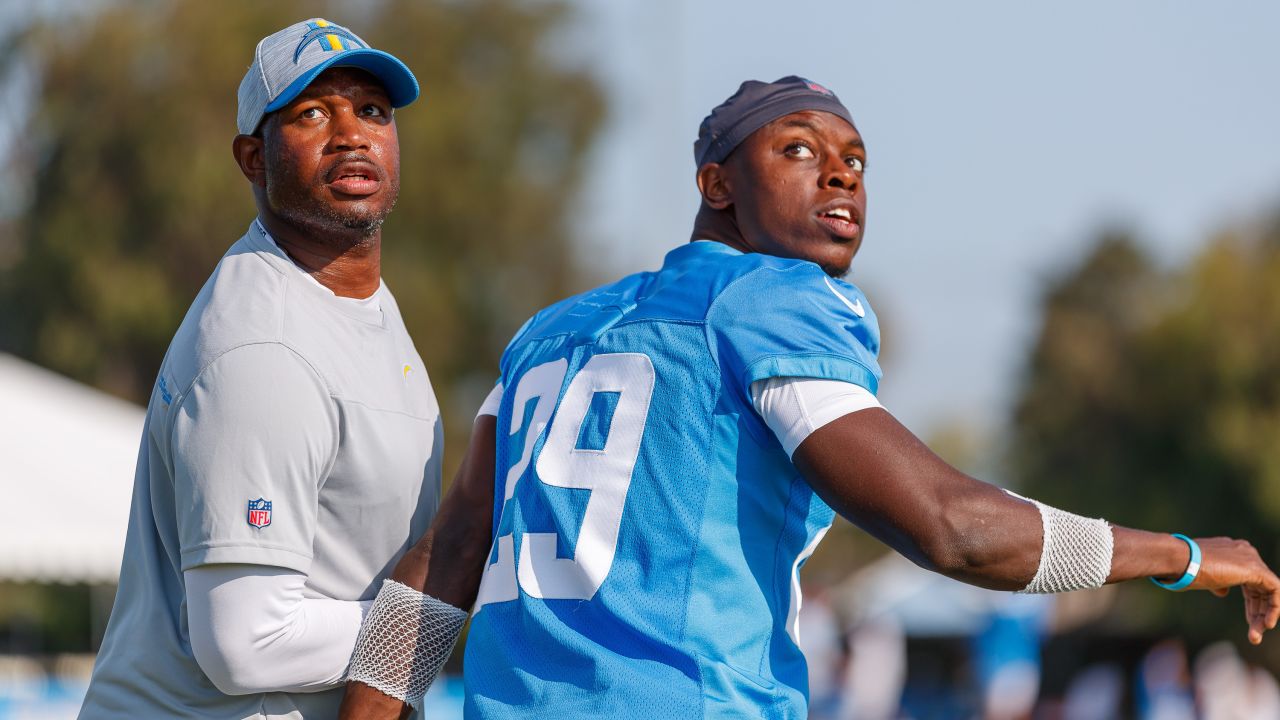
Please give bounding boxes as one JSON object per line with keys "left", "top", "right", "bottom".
{"left": 269, "top": 191, "right": 398, "bottom": 240}
{"left": 262, "top": 133, "right": 399, "bottom": 244}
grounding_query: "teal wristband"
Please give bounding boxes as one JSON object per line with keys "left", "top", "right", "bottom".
{"left": 1149, "top": 534, "right": 1201, "bottom": 591}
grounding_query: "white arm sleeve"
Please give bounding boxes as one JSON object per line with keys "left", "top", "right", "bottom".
{"left": 185, "top": 565, "right": 373, "bottom": 695}
{"left": 750, "top": 377, "right": 883, "bottom": 457}
{"left": 477, "top": 382, "right": 503, "bottom": 417}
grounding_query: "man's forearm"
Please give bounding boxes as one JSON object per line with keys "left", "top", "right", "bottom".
{"left": 417, "top": 472, "right": 498, "bottom": 606}
{"left": 1108, "top": 527, "right": 1194, "bottom": 583}
{"left": 338, "top": 525, "right": 489, "bottom": 719}
{"left": 339, "top": 416, "right": 497, "bottom": 719}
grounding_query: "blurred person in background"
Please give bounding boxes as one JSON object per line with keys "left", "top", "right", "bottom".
{"left": 1136, "top": 640, "right": 1196, "bottom": 720}
{"left": 795, "top": 587, "right": 843, "bottom": 719}
{"left": 1062, "top": 663, "right": 1125, "bottom": 720}
{"left": 340, "top": 77, "right": 1280, "bottom": 719}
{"left": 78, "top": 18, "right": 440, "bottom": 719}
{"left": 973, "top": 594, "right": 1052, "bottom": 720}
{"left": 1194, "top": 641, "right": 1280, "bottom": 720}
{"left": 839, "top": 616, "right": 907, "bottom": 720}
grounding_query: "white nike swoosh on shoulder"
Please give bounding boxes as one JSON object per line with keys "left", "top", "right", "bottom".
{"left": 823, "top": 276, "right": 865, "bottom": 317}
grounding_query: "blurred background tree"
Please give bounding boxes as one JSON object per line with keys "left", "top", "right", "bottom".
{"left": 0, "top": 0, "right": 603, "bottom": 476}
{"left": 1010, "top": 214, "right": 1280, "bottom": 662}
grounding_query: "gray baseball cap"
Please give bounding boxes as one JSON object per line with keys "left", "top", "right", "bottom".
{"left": 236, "top": 18, "right": 419, "bottom": 136}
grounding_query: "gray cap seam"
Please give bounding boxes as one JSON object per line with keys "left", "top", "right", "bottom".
{"left": 255, "top": 37, "right": 271, "bottom": 96}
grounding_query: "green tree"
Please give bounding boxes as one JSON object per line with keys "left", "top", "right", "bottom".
{"left": 1011, "top": 216, "right": 1280, "bottom": 653}
{"left": 0, "top": 0, "right": 603, "bottom": 475}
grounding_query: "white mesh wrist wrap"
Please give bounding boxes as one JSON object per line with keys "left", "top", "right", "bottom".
{"left": 346, "top": 579, "right": 469, "bottom": 706}
{"left": 1014, "top": 494, "right": 1114, "bottom": 594}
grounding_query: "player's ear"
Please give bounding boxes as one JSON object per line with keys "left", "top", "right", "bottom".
{"left": 696, "top": 162, "right": 733, "bottom": 211}
{"left": 232, "top": 133, "right": 267, "bottom": 188}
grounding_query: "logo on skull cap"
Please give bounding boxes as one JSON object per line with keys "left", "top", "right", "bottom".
{"left": 802, "top": 79, "right": 834, "bottom": 96}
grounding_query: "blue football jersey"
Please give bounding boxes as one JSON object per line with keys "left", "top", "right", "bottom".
{"left": 464, "top": 241, "right": 882, "bottom": 719}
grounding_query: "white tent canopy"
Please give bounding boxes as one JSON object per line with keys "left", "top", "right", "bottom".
{"left": 0, "top": 353, "right": 143, "bottom": 583}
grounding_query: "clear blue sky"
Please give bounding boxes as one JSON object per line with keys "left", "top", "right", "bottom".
{"left": 565, "top": 1, "right": 1280, "bottom": 439}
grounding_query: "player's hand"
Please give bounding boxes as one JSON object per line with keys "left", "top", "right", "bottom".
{"left": 1186, "top": 537, "right": 1280, "bottom": 645}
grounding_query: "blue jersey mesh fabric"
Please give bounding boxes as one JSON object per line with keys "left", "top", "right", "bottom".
{"left": 464, "top": 241, "right": 882, "bottom": 719}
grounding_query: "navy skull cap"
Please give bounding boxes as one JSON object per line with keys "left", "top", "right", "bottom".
{"left": 693, "top": 76, "right": 855, "bottom": 167}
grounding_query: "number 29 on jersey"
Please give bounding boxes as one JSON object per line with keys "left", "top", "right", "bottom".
{"left": 474, "top": 352, "right": 655, "bottom": 609}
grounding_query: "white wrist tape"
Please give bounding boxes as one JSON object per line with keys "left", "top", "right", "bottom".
{"left": 1009, "top": 491, "right": 1114, "bottom": 594}
{"left": 346, "top": 579, "right": 469, "bottom": 707}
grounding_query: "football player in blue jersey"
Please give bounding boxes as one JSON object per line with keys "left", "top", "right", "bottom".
{"left": 340, "top": 77, "right": 1280, "bottom": 719}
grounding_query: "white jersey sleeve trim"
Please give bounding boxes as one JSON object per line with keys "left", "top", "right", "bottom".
{"left": 185, "top": 565, "right": 372, "bottom": 696}
{"left": 477, "top": 383, "right": 503, "bottom": 417}
{"left": 750, "top": 377, "right": 883, "bottom": 458}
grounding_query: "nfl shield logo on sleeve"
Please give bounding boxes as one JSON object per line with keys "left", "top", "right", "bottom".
{"left": 247, "top": 498, "right": 272, "bottom": 529}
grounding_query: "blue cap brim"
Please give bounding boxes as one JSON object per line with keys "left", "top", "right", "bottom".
{"left": 264, "top": 48, "right": 420, "bottom": 114}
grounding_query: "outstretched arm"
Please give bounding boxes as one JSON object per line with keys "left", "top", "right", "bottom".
{"left": 793, "top": 406, "right": 1280, "bottom": 644}
{"left": 338, "top": 414, "right": 497, "bottom": 719}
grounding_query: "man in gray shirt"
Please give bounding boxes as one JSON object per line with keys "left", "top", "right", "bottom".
{"left": 79, "top": 18, "right": 440, "bottom": 719}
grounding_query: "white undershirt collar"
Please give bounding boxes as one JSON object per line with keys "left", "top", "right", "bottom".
{"left": 255, "top": 219, "right": 382, "bottom": 311}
